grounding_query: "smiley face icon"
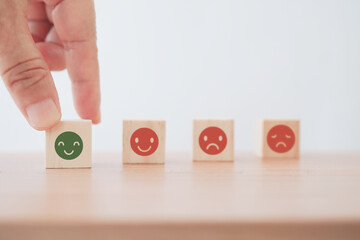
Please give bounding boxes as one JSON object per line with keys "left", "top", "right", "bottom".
{"left": 130, "top": 128, "right": 159, "bottom": 156}
{"left": 55, "top": 131, "right": 83, "bottom": 160}
{"left": 267, "top": 125, "right": 295, "bottom": 153}
{"left": 199, "top": 126, "right": 227, "bottom": 155}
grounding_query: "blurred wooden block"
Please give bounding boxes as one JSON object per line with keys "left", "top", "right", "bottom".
{"left": 46, "top": 120, "right": 92, "bottom": 168}
{"left": 193, "top": 119, "right": 234, "bottom": 161}
{"left": 256, "top": 119, "right": 300, "bottom": 158}
{"left": 123, "top": 120, "right": 166, "bottom": 164}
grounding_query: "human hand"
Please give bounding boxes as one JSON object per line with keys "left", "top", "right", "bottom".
{"left": 0, "top": 0, "right": 100, "bottom": 130}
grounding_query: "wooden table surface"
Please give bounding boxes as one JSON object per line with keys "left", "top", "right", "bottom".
{"left": 0, "top": 152, "right": 360, "bottom": 240}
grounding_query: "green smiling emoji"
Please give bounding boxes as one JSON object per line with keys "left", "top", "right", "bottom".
{"left": 55, "top": 131, "right": 83, "bottom": 160}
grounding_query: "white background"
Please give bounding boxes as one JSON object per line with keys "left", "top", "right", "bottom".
{"left": 0, "top": 0, "right": 359, "bottom": 152}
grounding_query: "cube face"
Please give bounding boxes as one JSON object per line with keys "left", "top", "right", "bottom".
{"left": 123, "top": 120, "right": 166, "bottom": 164}
{"left": 193, "top": 120, "right": 234, "bottom": 161}
{"left": 46, "top": 120, "right": 92, "bottom": 168}
{"left": 256, "top": 119, "right": 300, "bottom": 158}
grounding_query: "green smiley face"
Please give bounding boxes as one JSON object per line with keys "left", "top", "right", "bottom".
{"left": 55, "top": 131, "right": 83, "bottom": 160}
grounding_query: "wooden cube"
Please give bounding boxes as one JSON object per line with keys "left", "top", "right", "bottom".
{"left": 46, "top": 120, "right": 92, "bottom": 168}
{"left": 123, "top": 120, "right": 166, "bottom": 164}
{"left": 193, "top": 119, "right": 234, "bottom": 161}
{"left": 256, "top": 119, "right": 300, "bottom": 158}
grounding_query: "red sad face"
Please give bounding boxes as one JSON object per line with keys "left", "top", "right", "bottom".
{"left": 199, "top": 127, "right": 227, "bottom": 155}
{"left": 130, "top": 128, "right": 159, "bottom": 156}
{"left": 267, "top": 125, "right": 295, "bottom": 153}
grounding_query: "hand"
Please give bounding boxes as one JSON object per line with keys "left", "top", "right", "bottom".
{"left": 0, "top": 0, "right": 101, "bottom": 130}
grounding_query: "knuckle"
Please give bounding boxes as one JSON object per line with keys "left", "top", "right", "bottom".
{"left": 2, "top": 57, "right": 49, "bottom": 94}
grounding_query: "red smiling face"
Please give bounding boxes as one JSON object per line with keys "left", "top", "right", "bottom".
{"left": 199, "top": 127, "right": 227, "bottom": 155}
{"left": 267, "top": 125, "right": 295, "bottom": 153}
{"left": 130, "top": 128, "right": 159, "bottom": 156}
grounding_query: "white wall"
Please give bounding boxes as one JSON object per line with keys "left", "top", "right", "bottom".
{"left": 0, "top": 0, "right": 359, "bottom": 152}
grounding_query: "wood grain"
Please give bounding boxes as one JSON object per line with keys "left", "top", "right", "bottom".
{"left": 46, "top": 120, "right": 92, "bottom": 168}
{"left": 0, "top": 152, "right": 360, "bottom": 239}
{"left": 193, "top": 119, "right": 234, "bottom": 161}
{"left": 123, "top": 120, "right": 166, "bottom": 164}
{"left": 256, "top": 119, "right": 300, "bottom": 158}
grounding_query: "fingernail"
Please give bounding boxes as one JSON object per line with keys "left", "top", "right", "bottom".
{"left": 26, "top": 98, "right": 61, "bottom": 130}
{"left": 93, "top": 112, "right": 101, "bottom": 124}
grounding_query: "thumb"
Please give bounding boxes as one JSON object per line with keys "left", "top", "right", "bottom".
{"left": 0, "top": 0, "right": 61, "bottom": 130}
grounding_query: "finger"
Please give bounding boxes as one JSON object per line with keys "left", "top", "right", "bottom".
{"left": 45, "top": 25, "right": 62, "bottom": 45}
{"left": 36, "top": 42, "right": 65, "bottom": 71}
{"left": 27, "top": 1, "right": 47, "bottom": 21}
{"left": 45, "top": 3, "right": 54, "bottom": 23}
{"left": 36, "top": 26, "right": 65, "bottom": 70}
{"left": 47, "top": 0, "right": 101, "bottom": 123}
{"left": 0, "top": 0, "right": 61, "bottom": 130}
{"left": 28, "top": 20, "right": 52, "bottom": 42}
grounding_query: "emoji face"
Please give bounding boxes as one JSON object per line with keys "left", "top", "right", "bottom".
{"left": 199, "top": 126, "right": 227, "bottom": 155}
{"left": 55, "top": 131, "right": 83, "bottom": 160}
{"left": 130, "top": 128, "right": 159, "bottom": 156}
{"left": 267, "top": 125, "right": 295, "bottom": 153}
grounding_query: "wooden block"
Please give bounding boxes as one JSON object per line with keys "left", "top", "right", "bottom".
{"left": 123, "top": 120, "right": 166, "bottom": 164}
{"left": 256, "top": 119, "right": 300, "bottom": 158}
{"left": 193, "top": 119, "right": 234, "bottom": 161}
{"left": 46, "top": 120, "right": 92, "bottom": 169}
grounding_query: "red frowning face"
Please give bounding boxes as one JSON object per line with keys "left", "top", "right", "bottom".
{"left": 199, "top": 126, "right": 227, "bottom": 155}
{"left": 267, "top": 125, "right": 295, "bottom": 153}
{"left": 130, "top": 128, "right": 159, "bottom": 156}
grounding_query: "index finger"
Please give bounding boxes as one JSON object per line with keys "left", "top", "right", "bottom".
{"left": 45, "top": 0, "right": 100, "bottom": 123}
